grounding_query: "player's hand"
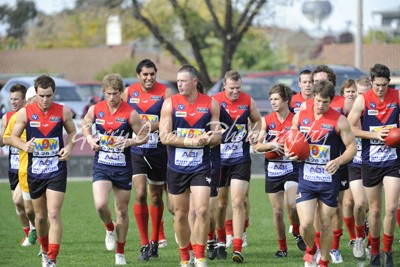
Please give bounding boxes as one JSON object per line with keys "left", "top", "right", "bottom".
{"left": 284, "top": 150, "right": 299, "bottom": 161}
{"left": 58, "top": 147, "right": 71, "bottom": 161}
{"left": 114, "top": 138, "right": 130, "bottom": 149}
{"left": 247, "top": 131, "right": 259, "bottom": 145}
{"left": 326, "top": 158, "right": 340, "bottom": 174}
{"left": 87, "top": 135, "right": 101, "bottom": 151}
{"left": 375, "top": 127, "right": 390, "bottom": 141}
{"left": 25, "top": 137, "right": 35, "bottom": 153}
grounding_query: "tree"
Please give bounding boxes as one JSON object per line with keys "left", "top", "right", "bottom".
{"left": 131, "top": 0, "right": 267, "bottom": 87}
{"left": 5, "top": 0, "right": 37, "bottom": 40}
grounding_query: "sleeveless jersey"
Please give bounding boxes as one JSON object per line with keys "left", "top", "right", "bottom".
{"left": 297, "top": 105, "right": 342, "bottom": 189}
{"left": 93, "top": 100, "right": 134, "bottom": 172}
{"left": 26, "top": 103, "right": 66, "bottom": 179}
{"left": 168, "top": 93, "right": 212, "bottom": 173}
{"left": 360, "top": 88, "right": 400, "bottom": 167}
{"left": 213, "top": 92, "right": 251, "bottom": 166}
{"left": 263, "top": 112, "right": 298, "bottom": 181}
{"left": 126, "top": 82, "right": 167, "bottom": 156}
{"left": 5, "top": 111, "right": 19, "bottom": 174}
{"left": 291, "top": 93, "right": 307, "bottom": 114}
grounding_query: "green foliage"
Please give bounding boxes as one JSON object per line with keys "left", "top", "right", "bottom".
{"left": 364, "top": 30, "right": 400, "bottom": 44}
{"left": 95, "top": 59, "right": 136, "bottom": 81}
{"left": 1, "top": 178, "right": 399, "bottom": 266}
{"left": 233, "top": 28, "right": 288, "bottom": 71}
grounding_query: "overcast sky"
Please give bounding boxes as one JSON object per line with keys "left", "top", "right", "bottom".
{"left": 0, "top": 0, "right": 399, "bottom": 36}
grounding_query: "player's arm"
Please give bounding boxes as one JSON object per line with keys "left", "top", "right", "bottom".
{"left": 129, "top": 110, "right": 149, "bottom": 146}
{"left": 347, "top": 95, "right": 388, "bottom": 141}
{"left": 82, "top": 105, "right": 100, "bottom": 150}
{"left": 3, "top": 114, "right": 16, "bottom": 146}
{"left": 59, "top": 106, "right": 77, "bottom": 160}
{"left": 122, "top": 87, "right": 129, "bottom": 102}
{"left": 206, "top": 99, "right": 221, "bottom": 147}
{"left": 0, "top": 115, "right": 7, "bottom": 147}
{"left": 10, "top": 108, "right": 32, "bottom": 152}
{"left": 291, "top": 112, "right": 300, "bottom": 130}
{"left": 252, "top": 118, "right": 279, "bottom": 153}
{"left": 248, "top": 98, "right": 262, "bottom": 145}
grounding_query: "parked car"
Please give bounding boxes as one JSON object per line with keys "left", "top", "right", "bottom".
{"left": 244, "top": 70, "right": 297, "bottom": 87}
{"left": 75, "top": 81, "right": 103, "bottom": 101}
{"left": 0, "top": 76, "right": 87, "bottom": 118}
{"left": 292, "top": 64, "right": 366, "bottom": 94}
{"left": 207, "top": 77, "right": 276, "bottom": 116}
{"left": 123, "top": 77, "right": 178, "bottom": 94}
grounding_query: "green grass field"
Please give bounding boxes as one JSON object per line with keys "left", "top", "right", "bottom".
{"left": 0, "top": 178, "right": 399, "bottom": 266}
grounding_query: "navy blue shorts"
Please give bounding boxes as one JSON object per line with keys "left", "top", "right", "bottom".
{"left": 296, "top": 181, "right": 340, "bottom": 208}
{"left": 219, "top": 161, "right": 251, "bottom": 187}
{"left": 28, "top": 173, "right": 67, "bottom": 200}
{"left": 131, "top": 152, "right": 167, "bottom": 185}
{"left": 167, "top": 167, "right": 211, "bottom": 195}
{"left": 265, "top": 173, "right": 298, "bottom": 194}
{"left": 93, "top": 168, "right": 132, "bottom": 190}
{"left": 8, "top": 171, "right": 19, "bottom": 190}
{"left": 348, "top": 164, "right": 362, "bottom": 182}
{"left": 362, "top": 162, "right": 400, "bottom": 188}
{"left": 337, "top": 164, "right": 349, "bottom": 191}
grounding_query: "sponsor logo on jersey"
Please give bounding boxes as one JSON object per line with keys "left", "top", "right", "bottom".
{"left": 197, "top": 107, "right": 208, "bottom": 113}
{"left": 270, "top": 122, "right": 276, "bottom": 129}
{"left": 178, "top": 104, "right": 185, "bottom": 110}
{"left": 321, "top": 123, "right": 333, "bottom": 130}
{"left": 50, "top": 116, "right": 61, "bottom": 122}
{"left": 31, "top": 114, "right": 38, "bottom": 120}
{"left": 98, "top": 111, "right": 105, "bottom": 118}
{"left": 238, "top": 105, "right": 248, "bottom": 110}
{"left": 300, "top": 126, "right": 310, "bottom": 133}
{"left": 95, "top": 119, "right": 105, "bottom": 125}
{"left": 129, "top": 98, "right": 140, "bottom": 104}
{"left": 367, "top": 110, "right": 378, "bottom": 116}
{"left": 302, "top": 118, "right": 310, "bottom": 125}
{"left": 175, "top": 111, "right": 187, "bottom": 117}
{"left": 133, "top": 91, "right": 139, "bottom": 97}
{"left": 30, "top": 121, "right": 40, "bottom": 127}
{"left": 150, "top": 95, "right": 162, "bottom": 100}
{"left": 387, "top": 102, "right": 397, "bottom": 109}
{"left": 221, "top": 102, "right": 227, "bottom": 108}
{"left": 370, "top": 102, "right": 376, "bottom": 108}
{"left": 116, "top": 117, "right": 126, "bottom": 123}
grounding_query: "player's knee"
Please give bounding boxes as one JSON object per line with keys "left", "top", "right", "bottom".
{"left": 47, "top": 210, "right": 61, "bottom": 222}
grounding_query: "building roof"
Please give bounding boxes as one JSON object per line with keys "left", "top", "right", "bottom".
{"left": 0, "top": 45, "right": 180, "bottom": 83}
{"left": 318, "top": 43, "right": 400, "bottom": 72}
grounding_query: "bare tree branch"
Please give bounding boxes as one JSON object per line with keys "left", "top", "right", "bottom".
{"left": 204, "top": 0, "right": 224, "bottom": 36}
{"left": 236, "top": 0, "right": 267, "bottom": 41}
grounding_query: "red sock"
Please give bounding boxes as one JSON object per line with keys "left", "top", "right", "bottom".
{"left": 134, "top": 203, "right": 149, "bottom": 246}
{"left": 292, "top": 224, "right": 300, "bottom": 237}
{"left": 208, "top": 230, "right": 216, "bottom": 241}
{"left": 233, "top": 238, "right": 243, "bottom": 253}
{"left": 47, "top": 243, "right": 60, "bottom": 262}
{"left": 116, "top": 241, "right": 125, "bottom": 254}
{"left": 38, "top": 235, "right": 49, "bottom": 253}
{"left": 306, "top": 242, "right": 317, "bottom": 254}
{"left": 319, "top": 259, "right": 329, "bottom": 266}
{"left": 332, "top": 229, "right": 343, "bottom": 250}
{"left": 370, "top": 236, "right": 380, "bottom": 255}
{"left": 243, "top": 219, "right": 249, "bottom": 232}
{"left": 355, "top": 224, "right": 366, "bottom": 239}
{"left": 104, "top": 221, "right": 115, "bottom": 232}
{"left": 314, "top": 232, "right": 321, "bottom": 248}
{"left": 225, "top": 219, "right": 233, "bottom": 236}
{"left": 150, "top": 204, "right": 164, "bottom": 242}
{"left": 397, "top": 209, "right": 400, "bottom": 228}
{"left": 278, "top": 238, "right": 287, "bottom": 251}
{"left": 343, "top": 216, "right": 356, "bottom": 240}
{"left": 23, "top": 226, "right": 30, "bottom": 237}
{"left": 383, "top": 234, "right": 393, "bottom": 252}
{"left": 158, "top": 220, "right": 166, "bottom": 241}
{"left": 217, "top": 227, "right": 226, "bottom": 243}
{"left": 179, "top": 244, "right": 190, "bottom": 261}
{"left": 194, "top": 244, "right": 205, "bottom": 259}
{"left": 188, "top": 242, "right": 193, "bottom": 251}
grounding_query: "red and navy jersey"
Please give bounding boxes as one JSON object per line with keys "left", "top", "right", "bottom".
{"left": 360, "top": 88, "right": 400, "bottom": 167}
{"left": 168, "top": 93, "right": 212, "bottom": 173}
{"left": 5, "top": 111, "right": 18, "bottom": 174}
{"left": 26, "top": 103, "right": 66, "bottom": 179}
{"left": 297, "top": 105, "right": 342, "bottom": 190}
{"left": 330, "top": 95, "right": 345, "bottom": 115}
{"left": 213, "top": 92, "right": 251, "bottom": 166}
{"left": 93, "top": 100, "right": 134, "bottom": 172}
{"left": 291, "top": 93, "right": 307, "bottom": 114}
{"left": 126, "top": 82, "right": 167, "bottom": 156}
{"left": 263, "top": 112, "right": 298, "bottom": 180}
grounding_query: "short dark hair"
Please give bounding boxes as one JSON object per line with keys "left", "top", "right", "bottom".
{"left": 313, "top": 80, "right": 335, "bottom": 101}
{"left": 298, "top": 69, "right": 312, "bottom": 82}
{"left": 312, "top": 65, "right": 336, "bottom": 87}
{"left": 269, "top": 83, "right": 293, "bottom": 107}
{"left": 34, "top": 75, "right": 56, "bottom": 92}
{"left": 224, "top": 70, "right": 242, "bottom": 84}
{"left": 10, "top": 83, "right": 27, "bottom": 98}
{"left": 370, "top": 63, "right": 390, "bottom": 82}
{"left": 177, "top": 65, "right": 203, "bottom": 93}
{"left": 340, "top": 79, "right": 355, "bottom": 97}
{"left": 136, "top": 59, "right": 157, "bottom": 74}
